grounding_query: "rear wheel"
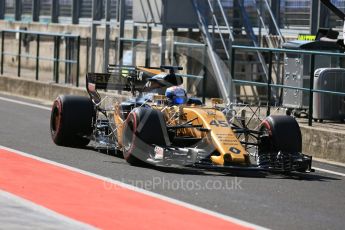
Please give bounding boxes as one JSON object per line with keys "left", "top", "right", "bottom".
{"left": 50, "top": 95, "right": 94, "bottom": 147}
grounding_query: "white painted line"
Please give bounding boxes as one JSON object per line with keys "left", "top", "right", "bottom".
{"left": 313, "top": 167, "right": 345, "bottom": 177}
{"left": 0, "top": 190, "right": 96, "bottom": 229}
{"left": 0, "top": 144, "right": 267, "bottom": 230}
{"left": 0, "top": 96, "right": 51, "bottom": 111}
{"left": 313, "top": 157, "right": 345, "bottom": 168}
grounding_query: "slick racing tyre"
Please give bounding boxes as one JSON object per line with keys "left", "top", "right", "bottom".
{"left": 50, "top": 95, "right": 95, "bottom": 147}
{"left": 122, "top": 107, "right": 169, "bottom": 166}
{"left": 259, "top": 115, "right": 302, "bottom": 153}
{"left": 258, "top": 115, "right": 308, "bottom": 172}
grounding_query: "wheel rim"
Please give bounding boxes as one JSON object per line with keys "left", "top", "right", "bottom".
{"left": 51, "top": 101, "right": 62, "bottom": 136}
{"left": 258, "top": 120, "right": 274, "bottom": 154}
{"left": 122, "top": 114, "right": 136, "bottom": 160}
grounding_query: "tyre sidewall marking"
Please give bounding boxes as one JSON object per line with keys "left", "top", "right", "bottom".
{"left": 261, "top": 120, "right": 272, "bottom": 136}
{"left": 51, "top": 98, "right": 63, "bottom": 139}
{"left": 123, "top": 112, "right": 137, "bottom": 160}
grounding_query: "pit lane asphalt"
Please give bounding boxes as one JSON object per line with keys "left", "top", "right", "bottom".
{"left": 1, "top": 93, "right": 345, "bottom": 230}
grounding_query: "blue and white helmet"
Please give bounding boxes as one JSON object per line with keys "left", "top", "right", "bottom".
{"left": 165, "top": 86, "right": 187, "bottom": 105}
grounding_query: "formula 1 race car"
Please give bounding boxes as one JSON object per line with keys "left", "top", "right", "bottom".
{"left": 50, "top": 65, "right": 313, "bottom": 173}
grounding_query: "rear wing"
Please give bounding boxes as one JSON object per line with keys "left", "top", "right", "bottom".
{"left": 86, "top": 65, "right": 172, "bottom": 103}
{"left": 85, "top": 65, "right": 194, "bottom": 104}
{"left": 86, "top": 66, "right": 142, "bottom": 104}
{"left": 86, "top": 65, "right": 186, "bottom": 91}
{"left": 87, "top": 66, "right": 139, "bottom": 90}
{"left": 86, "top": 73, "right": 123, "bottom": 91}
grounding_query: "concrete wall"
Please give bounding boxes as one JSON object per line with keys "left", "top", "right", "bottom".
{"left": 0, "top": 75, "right": 128, "bottom": 102}
{"left": 301, "top": 126, "right": 345, "bottom": 163}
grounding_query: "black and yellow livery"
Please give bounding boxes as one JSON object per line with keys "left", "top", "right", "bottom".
{"left": 50, "top": 65, "right": 313, "bottom": 173}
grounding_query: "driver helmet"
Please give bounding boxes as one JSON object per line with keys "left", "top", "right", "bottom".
{"left": 165, "top": 86, "right": 187, "bottom": 105}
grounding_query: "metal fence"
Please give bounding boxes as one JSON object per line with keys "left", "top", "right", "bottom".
{"left": 2, "top": 0, "right": 133, "bottom": 23}
{"left": 0, "top": 29, "right": 81, "bottom": 86}
{"left": 230, "top": 45, "right": 345, "bottom": 126}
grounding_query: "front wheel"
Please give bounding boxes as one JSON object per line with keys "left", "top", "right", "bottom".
{"left": 258, "top": 115, "right": 304, "bottom": 171}
{"left": 122, "top": 107, "right": 169, "bottom": 166}
{"left": 259, "top": 115, "right": 302, "bottom": 153}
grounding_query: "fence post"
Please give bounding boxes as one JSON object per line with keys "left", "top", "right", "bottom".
{"left": 230, "top": 48, "right": 236, "bottom": 79}
{"left": 145, "top": 25, "right": 152, "bottom": 67}
{"left": 132, "top": 25, "right": 138, "bottom": 66}
{"left": 202, "top": 45, "right": 207, "bottom": 104}
{"left": 267, "top": 51, "right": 273, "bottom": 116}
{"left": 32, "top": 0, "right": 40, "bottom": 22}
{"left": 1, "top": 31, "right": 4, "bottom": 75}
{"left": 54, "top": 36, "right": 60, "bottom": 83}
{"left": 65, "top": 37, "right": 69, "bottom": 83}
{"left": 160, "top": 26, "right": 167, "bottom": 66}
{"left": 117, "top": 0, "right": 125, "bottom": 65}
{"left": 86, "top": 37, "right": 90, "bottom": 73}
{"left": 310, "top": 0, "right": 320, "bottom": 35}
{"left": 170, "top": 29, "right": 176, "bottom": 66}
{"left": 91, "top": 0, "right": 103, "bottom": 72}
{"left": 51, "top": 0, "right": 59, "bottom": 23}
{"left": 0, "top": 0, "right": 5, "bottom": 20}
{"left": 76, "top": 36, "right": 80, "bottom": 87}
{"left": 72, "top": 0, "right": 80, "bottom": 24}
{"left": 308, "top": 54, "right": 315, "bottom": 126}
{"left": 15, "top": 0, "right": 22, "bottom": 21}
{"left": 17, "top": 32, "right": 22, "bottom": 77}
{"left": 53, "top": 37, "right": 57, "bottom": 81}
{"left": 269, "top": 0, "right": 280, "bottom": 35}
{"left": 35, "top": 34, "right": 40, "bottom": 80}
{"left": 103, "top": 0, "right": 111, "bottom": 72}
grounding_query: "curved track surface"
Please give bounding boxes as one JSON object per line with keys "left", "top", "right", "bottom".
{"left": 0, "top": 93, "right": 345, "bottom": 230}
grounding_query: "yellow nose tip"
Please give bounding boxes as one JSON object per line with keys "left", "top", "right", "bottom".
{"left": 210, "top": 155, "right": 224, "bottom": 165}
